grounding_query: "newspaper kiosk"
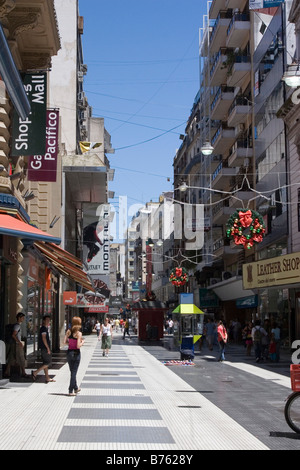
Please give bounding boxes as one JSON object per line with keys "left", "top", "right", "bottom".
{"left": 172, "top": 294, "right": 204, "bottom": 360}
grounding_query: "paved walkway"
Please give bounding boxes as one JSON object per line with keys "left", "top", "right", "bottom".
{"left": 0, "top": 331, "right": 296, "bottom": 450}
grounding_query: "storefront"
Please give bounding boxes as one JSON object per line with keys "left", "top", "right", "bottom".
{"left": 0, "top": 235, "right": 19, "bottom": 339}
{"left": 206, "top": 276, "right": 257, "bottom": 325}
{"left": 243, "top": 252, "right": 300, "bottom": 347}
{"left": 23, "top": 252, "right": 58, "bottom": 356}
{"left": 31, "top": 241, "right": 95, "bottom": 349}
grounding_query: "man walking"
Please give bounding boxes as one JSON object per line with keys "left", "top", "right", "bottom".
{"left": 32, "top": 315, "right": 55, "bottom": 383}
{"left": 5, "top": 312, "right": 29, "bottom": 378}
{"left": 252, "top": 319, "right": 268, "bottom": 363}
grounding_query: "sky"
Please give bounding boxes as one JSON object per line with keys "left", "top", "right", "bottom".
{"left": 79, "top": 0, "right": 207, "bottom": 227}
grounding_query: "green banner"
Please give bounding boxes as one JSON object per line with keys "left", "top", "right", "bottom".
{"left": 199, "top": 288, "right": 219, "bottom": 308}
{"left": 11, "top": 73, "right": 47, "bottom": 156}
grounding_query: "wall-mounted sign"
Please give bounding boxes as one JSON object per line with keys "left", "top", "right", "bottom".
{"left": 28, "top": 110, "right": 59, "bottom": 182}
{"left": 236, "top": 295, "right": 258, "bottom": 309}
{"left": 11, "top": 73, "right": 47, "bottom": 156}
{"left": 243, "top": 252, "right": 300, "bottom": 289}
{"left": 63, "top": 291, "right": 77, "bottom": 305}
{"left": 249, "top": 0, "right": 284, "bottom": 9}
{"left": 63, "top": 291, "right": 109, "bottom": 312}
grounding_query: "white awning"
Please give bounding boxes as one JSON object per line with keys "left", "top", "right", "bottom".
{"left": 207, "top": 276, "right": 255, "bottom": 301}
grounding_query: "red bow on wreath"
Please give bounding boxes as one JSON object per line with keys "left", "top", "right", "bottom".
{"left": 238, "top": 210, "right": 252, "bottom": 228}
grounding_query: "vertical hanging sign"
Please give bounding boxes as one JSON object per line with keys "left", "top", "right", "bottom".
{"left": 28, "top": 110, "right": 59, "bottom": 182}
{"left": 11, "top": 73, "right": 47, "bottom": 156}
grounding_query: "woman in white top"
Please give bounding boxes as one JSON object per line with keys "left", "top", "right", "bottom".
{"left": 99, "top": 317, "right": 113, "bottom": 356}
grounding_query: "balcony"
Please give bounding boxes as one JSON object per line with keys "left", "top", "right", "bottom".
{"left": 209, "top": 0, "right": 226, "bottom": 19}
{"left": 227, "top": 56, "right": 251, "bottom": 87}
{"left": 225, "top": 0, "right": 247, "bottom": 9}
{"left": 210, "top": 11, "right": 232, "bottom": 55}
{"left": 210, "top": 153, "right": 222, "bottom": 172}
{"left": 212, "top": 200, "right": 233, "bottom": 224}
{"left": 227, "top": 96, "right": 251, "bottom": 127}
{"left": 213, "top": 237, "right": 237, "bottom": 257}
{"left": 226, "top": 13, "right": 250, "bottom": 49}
{"left": 0, "top": 136, "right": 9, "bottom": 155}
{"left": 211, "top": 162, "right": 237, "bottom": 190}
{"left": 211, "top": 85, "right": 235, "bottom": 120}
{"left": 211, "top": 124, "right": 235, "bottom": 154}
{"left": 210, "top": 48, "right": 229, "bottom": 86}
{"left": 7, "top": 1, "right": 61, "bottom": 71}
{"left": 228, "top": 139, "right": 253, "bottom": 167}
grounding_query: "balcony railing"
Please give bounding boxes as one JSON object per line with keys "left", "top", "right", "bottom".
{"left": 227, "top": 13, "right": 250, "bottom": 38}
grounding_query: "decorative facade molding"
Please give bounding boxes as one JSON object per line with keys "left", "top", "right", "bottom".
{"left": 0, "top": 0, "right": 16, "bottom": 20}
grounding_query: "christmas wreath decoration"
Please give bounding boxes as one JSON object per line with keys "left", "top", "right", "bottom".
{"left": 226, "top": 209, "right": 266, "bottom": 250}
{"left": 169, "top": 267, "right": 188, "bottom": 286}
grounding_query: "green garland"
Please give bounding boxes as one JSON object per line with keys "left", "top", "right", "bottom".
{"left": 226, "top": 209, "right": 266, "bottom": 250}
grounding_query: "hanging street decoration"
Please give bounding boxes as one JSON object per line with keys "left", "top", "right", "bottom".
{"left": 226, "top": 209, "right": 266, "bottom": 250}
{"left": 169, "top": 267, "right": 189, "bottom": 286}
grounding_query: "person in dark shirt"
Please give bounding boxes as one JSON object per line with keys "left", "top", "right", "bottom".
{"left": 31, "top": 315, "right": 55, "bottom": 383}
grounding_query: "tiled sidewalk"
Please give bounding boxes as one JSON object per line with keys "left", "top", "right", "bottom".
{"left": 0, "top": 333, "right": 269, "bottom": 450}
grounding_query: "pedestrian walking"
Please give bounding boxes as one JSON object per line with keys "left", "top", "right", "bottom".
{"left": 5, "top": 312, "right": 29, "bottom": 379}
{"left": 269, "top": 333, "right": 277, "bottom": 361}
{"left": 95, "top": 320, "right": 101, "bottom": 337}
{"left": 243, "top": 322, "right": 253, "bottom": 356}
{"left": 217, "top": 320, "right": 228, "bottom": 362}
{"left": 64, "top": 316, "right": 85, "bottom": 396}
{"left": 252, "top": 320, "right": 268, "bottom": 363}
{"left": 32, "top": 315, "right": 55, "bottom": 383}
{"left": 168, "top": 319, "right": 174, "bottom": 334}
{"left": 271, "top": 322, "right": 281, "bottom": 362}
{"left": 100, "top": 317, "right": 113, "bottom": 356}
{"left": 123, "top": 319, "right": 131, "bottom": 340}
{"left": 205, "top": 318, "right": 215, "bottom": 351}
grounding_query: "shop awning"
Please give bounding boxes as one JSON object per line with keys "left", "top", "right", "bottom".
{"left": 34, "top": 241, "right": 94, "bottom": 291}
{"left": 131, "top": 301, "right": 168, "bottom": 310}
{"left": 0, "top": 214, "right": 61, "bottom": 244}
{"left": 207, "top": 276, "right": 255, "bottom": 301}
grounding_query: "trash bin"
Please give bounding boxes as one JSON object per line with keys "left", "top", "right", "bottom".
{"left": 180, "top": 336, "right": 194, "bottom": 360}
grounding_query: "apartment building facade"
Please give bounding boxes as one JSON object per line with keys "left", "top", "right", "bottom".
{"left": 173, "top": 0, "right": 297, "bottom": 345}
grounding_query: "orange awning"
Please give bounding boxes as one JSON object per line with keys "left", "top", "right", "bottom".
{"left": 0, "top": 213, "right": 61, "bottom": 244}
{"left": 34, "top": 241, "right": 94, "bottom": 291}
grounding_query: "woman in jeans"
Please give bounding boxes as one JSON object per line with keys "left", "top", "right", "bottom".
{"left": 217, "top": 320, "right": 228, "bottom": 362}
{"left": 64, "top": 317, "right": 85, "bottom": 396}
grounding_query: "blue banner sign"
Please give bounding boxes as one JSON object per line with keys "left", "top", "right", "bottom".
{"left": 249, "top": 0, "right": 284, "bottom": 9}
{"left": 236, "top": 295, "right": 258, "bottom": 309}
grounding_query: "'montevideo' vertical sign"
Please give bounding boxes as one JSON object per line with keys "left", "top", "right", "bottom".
{"left": 11, "top": 73, "right": 47, "bottom": 156}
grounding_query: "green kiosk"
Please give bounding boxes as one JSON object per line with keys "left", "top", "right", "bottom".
{"left": 172, "top": 293, "right": 204, "bottom": 360}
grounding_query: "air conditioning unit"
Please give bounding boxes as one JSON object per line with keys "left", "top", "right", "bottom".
{"left": 222, "top": 271, "right": 232, "bottom": 281}
{"left": 80, "top": 124, "right": 87, "bottom": 136}
{"left": 210, "top": 277, "right": 221, "bottom": 286}
{"left": 235, "top": 123, "right": 245, "bottom": 136}
{"left": 77, "top": 91, "right": 84, "bottom": 103}
{"left": 80, "top": 110, "right": 87, "bottom": 122}
{"left": 78, "top": 71, "right": 84, "bottom": 83}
